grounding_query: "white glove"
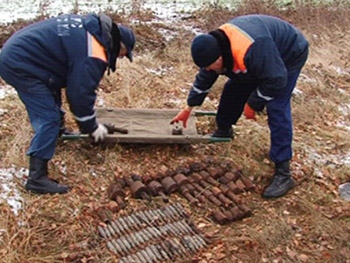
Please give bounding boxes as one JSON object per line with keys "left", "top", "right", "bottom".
{"left": 91, "top": 123, "right": 108, "bottom": 142}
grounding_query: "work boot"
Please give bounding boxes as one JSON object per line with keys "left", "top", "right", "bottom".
{"left": 262, "top": 161, "right": 295, "bottom": 198}
{"left": 211, "top": 127, "right": 234, "bottom": 138}
{"left": 25, "top": 156, "right": 69, "bottom": 194}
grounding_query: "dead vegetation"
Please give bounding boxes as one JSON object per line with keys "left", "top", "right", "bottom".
{"left": 0, "top": 1, "right": 350, "bottom": 263}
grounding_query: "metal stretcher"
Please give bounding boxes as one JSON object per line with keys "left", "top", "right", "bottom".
{"left": 62, "top": 108, "right": 231, "bottom": 144}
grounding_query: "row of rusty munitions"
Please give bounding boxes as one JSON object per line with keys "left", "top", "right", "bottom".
{"left": 97, "top": 203, "right": 208, "bottom": 262}
{"left": 107, "top": 161, "right": 255, "bottom": 224}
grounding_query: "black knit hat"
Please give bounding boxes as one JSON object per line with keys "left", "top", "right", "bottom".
{"left": 191, "top": 34, "right": 221, "bottom": 68}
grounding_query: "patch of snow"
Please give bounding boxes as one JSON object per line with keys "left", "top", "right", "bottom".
{"left": 0, "top": 85, "right": 16, "bottom": 100}
{"left": 0, "top": 166, "right": 27, "bottom": 216}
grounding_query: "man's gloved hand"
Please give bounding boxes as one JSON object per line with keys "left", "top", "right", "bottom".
{"left": 244, "top": 103, "right": 256, "bottom": 120}
{"left": 170, "top": 109, "right": 191, "bottom": 128}
{"left": 91, "top": 123, "right": 108, "bottom": 142}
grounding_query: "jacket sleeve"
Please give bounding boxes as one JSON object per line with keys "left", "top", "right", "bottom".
{"left": 187, "top": 68, "right": 219, "bottom": 106}
{"left": 65, "top": 57, "right": 106, "bottom": 134}
{"left": 245, "top": 38, "right": 288, "bottom": 111}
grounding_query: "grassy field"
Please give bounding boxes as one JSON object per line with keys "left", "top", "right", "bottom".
{"left": 0, "top": 1, "right": 349, "bottom": 262}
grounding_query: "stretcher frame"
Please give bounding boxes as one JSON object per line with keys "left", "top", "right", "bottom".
{"left": 62, "top": 108, "right": 231, "bottom": 144}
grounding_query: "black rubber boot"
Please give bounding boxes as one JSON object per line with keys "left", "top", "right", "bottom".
{"left": 211, "top": 127, "right": 234, "bottom": 138}
{"left": 25, "top": 156, "right": 69, "bottom": 194}
{"left": 262, "top": 161, "right": 295, "bottom": 198}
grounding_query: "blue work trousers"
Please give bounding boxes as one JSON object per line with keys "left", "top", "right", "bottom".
{"left": 216, "top": 69, "right": 302, "bottom": 164}
{"left": 9, "top": 78, "right": 61, "bottom": 160}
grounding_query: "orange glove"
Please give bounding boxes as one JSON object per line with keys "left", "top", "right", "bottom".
{"left": 244, "top": 103, "right": 256, "bottom": 120}
{"left": 170, "top": 109, "right": 191, "bottom": 128}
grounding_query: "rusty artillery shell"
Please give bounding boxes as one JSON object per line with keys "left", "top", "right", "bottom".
{"left": 193, "top": 182, "right": 222, "bottom": 206}
{"left": 238, "top": 204, "right": 252, "bottom": 218}
{"left": 235, "top": 178, "right": 246, "bottom": 192}
{"left": 173, "top": 173, "right": 189, "bottom": 186}
{"left": 161, "top": 176, "right": 178, "bottom": 194}
{"left": 206, "top": 166, "right": 225, "bottom": 179}
{"left": 218, "top": 172, "right": 237, "bottom": 184}
{"left": 107, "top": 183, "right": 126, "bottom": 208}
{"left": 230, "top": 206, "right": 245, "bottom": 221}
{"left": 227, "top": 181, "right": 242, "bottom": 194}
{"left": 239, "top": 176, "right": 255, "bottom": 191}
{"left": 210, "top": 210, "right": 231, "bottom": 225}
{"left": 219, "top": 184, "right": 241, "bottom": 204}
{"left": 211, "top": 186, "right": 233, "bottom": 207}
{"left": 179, "top": 185, "right": 198, "bottom": 205}
{"left": 197, "top": 177, "right": 210, "bottom": 188}
{"left": 148, "top": 180, "right": 169, "bottom": 203}
{"left": 200, "top": 170, "right": 220, "bottom": 186}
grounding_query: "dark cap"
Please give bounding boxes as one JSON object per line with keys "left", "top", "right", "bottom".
{"left": 191, "top": 34, "right": 221, "bottom": 68}
{"left": 118, "top": 24, "right": 135, "bottom": 62}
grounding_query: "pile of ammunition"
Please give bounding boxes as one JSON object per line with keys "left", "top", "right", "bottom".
{"left": 98, "top": 203, "right": 208, "bottom": 262}
{"left": 107, "top": 159, "right": 255, "bottom": 225}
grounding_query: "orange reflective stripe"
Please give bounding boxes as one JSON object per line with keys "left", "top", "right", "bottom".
{"left": 87, "top": 32, "right": 107, "bottom": 63}
{"left": 219, "top": 23, "right": 254, "bottom": 73}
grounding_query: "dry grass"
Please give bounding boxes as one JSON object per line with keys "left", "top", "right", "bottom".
{"left": 0, "top": 1, "right": 350, "bottom": 263}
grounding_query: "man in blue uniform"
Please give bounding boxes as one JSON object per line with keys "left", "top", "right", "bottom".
{"left": 0, "top": 13, "right": 135, "bottom": 194}
{"left": 171, "top": 15, "right": 308, "bottom": 198}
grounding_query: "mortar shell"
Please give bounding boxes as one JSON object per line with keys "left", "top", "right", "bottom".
{"left": 111, "top": 239, "right": 125, "bottom": 256}
{"left": 149, "top": 244, "right": 163, "bottom": 261}
{"left": 106, "top": 223, "right": 116, "bottom": 236}
{"left": 180, "top": 235, "right": 197, "bottom": 252}
{"left": 106, "top": 240, "right": 118, "bottom": 255}
{"left": 109, "top": 221, "right": 121, "bottom": 237}
{"left": 97, "top": 225, "right": 108, "bottom": 238}
{"left": 145, "top": 245, "right": 158, "bottom": 262}
{"left": 155, "top": 243, "right": 170, "bottom": 261}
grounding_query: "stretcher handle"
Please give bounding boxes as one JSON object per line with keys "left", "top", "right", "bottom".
{"left": 194, "top": 110, "right": 217, "bottom": 116}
